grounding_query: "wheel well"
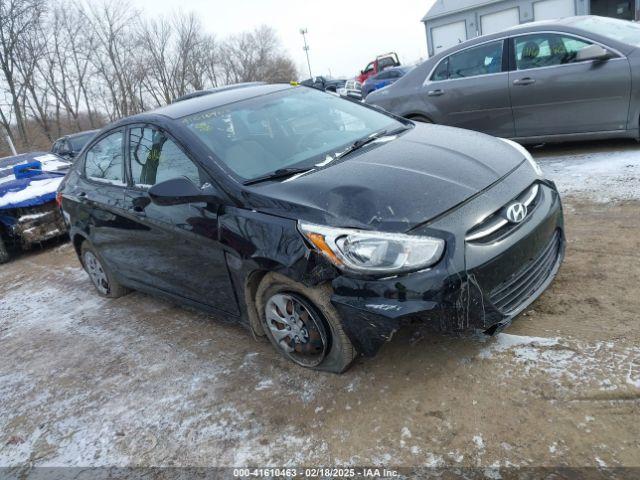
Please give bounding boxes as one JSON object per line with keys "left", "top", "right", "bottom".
{"left": 325, "top": 86, "right": 337, "bottom": 92}
{"left": 245, "top": 270, "right": 269, "bottom": 337}
{"left": 72, "top": 233, "right": 87, "bottom": 259}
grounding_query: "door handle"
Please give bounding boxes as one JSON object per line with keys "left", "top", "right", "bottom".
{"left": 428, "top": 89, "right": 445, "bottom": 97}
{"left": 513, "top": 77, "right": 536, "bottom": 86}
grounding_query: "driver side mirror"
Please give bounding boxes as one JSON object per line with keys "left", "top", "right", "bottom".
{"left": 148, "top": 177, "right": 220, "bottom": 206}
{"left": 576, "top": 44, "right": 610, "bottom": 62}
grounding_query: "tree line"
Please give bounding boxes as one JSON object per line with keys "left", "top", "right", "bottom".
{"left": 0, "top": 0, "right": 298, "bottom": 155}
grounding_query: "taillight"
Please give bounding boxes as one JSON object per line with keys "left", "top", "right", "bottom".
{"left": 56, "top": 191, "right": 63, "bottom": 208}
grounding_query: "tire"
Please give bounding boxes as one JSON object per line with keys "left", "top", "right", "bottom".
{"left": 0, "top": 235, "right": 10, "bottom": 264}
{"left": 256, "top": 272, "right": 357, "bottom": 373}
{"left": 80, "top": 241, "right": 130, "bottom": 298}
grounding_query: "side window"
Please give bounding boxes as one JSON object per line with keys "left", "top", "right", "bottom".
{"left": 448, "top": 41, "right": 504, "bottom": 79}
{"left": 363, "top": 62, "right": 374, "bottom": 74}
{"left": 129, "top": 127, "right": 203, "bottom": 188}
{"left": 84, "top": 131, "right": 125, "bottom": 184}
{"left": 515, "top": 34, "right": 594, "bottom": 70}
{"left": 431, "top": 58, "right": 449, "bottom": 81}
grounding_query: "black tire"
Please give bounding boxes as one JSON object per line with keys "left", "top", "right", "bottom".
{"left": 80, "top": 241, "right": 130, "bottom": 298}
{"left": 409, "top": 115, "right": 433, "bottom": 124}
{"left": 0, "top": 235, "right": 10, "bottom": 264}
{"left": 256, "top": 272, "right": 357, "bottom": 373}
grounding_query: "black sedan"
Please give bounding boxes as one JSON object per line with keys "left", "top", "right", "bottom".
{"left": 58, "top": 84, "right": 565, "bottom": 373}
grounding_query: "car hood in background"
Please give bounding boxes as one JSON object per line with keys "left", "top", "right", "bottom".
{"left": 244, "top": 124, "right": 526, "bottom": 233}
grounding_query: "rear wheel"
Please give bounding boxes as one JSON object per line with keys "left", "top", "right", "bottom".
{"left": 80, "top": 242, "right": 129, "bottom": 298}
{"left": 256, "top": 273, "right": 357, "bottom": 373}
{"left": 0, "top": 235, "right": 10, "bottom": 264}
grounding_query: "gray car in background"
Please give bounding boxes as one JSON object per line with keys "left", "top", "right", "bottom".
{"left": 366, "top": 16, "right": 640, "bottom": 144}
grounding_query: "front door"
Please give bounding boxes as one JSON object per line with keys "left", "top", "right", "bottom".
{"left": 509, "top": 33, "right": 632, "bottom": 137}
{"left": 123, "top": 125, "right": 239, "bottom": 315}
{"left": 421, "top": 39, "right": 515, "bottom": 137}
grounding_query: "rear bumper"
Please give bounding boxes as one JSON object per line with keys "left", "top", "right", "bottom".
{"left": 330, "top": 180, "right": 565, "bottom": 357}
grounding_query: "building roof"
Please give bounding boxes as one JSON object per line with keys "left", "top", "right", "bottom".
{"left": 423, "top": 0, "right": 507, "bottom": 21}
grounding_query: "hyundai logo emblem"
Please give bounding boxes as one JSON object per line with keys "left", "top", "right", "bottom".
{"left": 506, "top": 202, "right": 527, "bottom": 223}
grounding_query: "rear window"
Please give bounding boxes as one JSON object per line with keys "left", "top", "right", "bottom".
{"left": 571, "top": 16, "right": 640, "bottom": 47}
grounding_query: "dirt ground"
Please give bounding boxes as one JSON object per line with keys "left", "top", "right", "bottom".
{"left": 0, "top": 143, "right": 639, "bottom": 469}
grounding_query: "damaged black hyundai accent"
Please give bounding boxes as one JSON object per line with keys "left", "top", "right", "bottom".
{"left": 58, "top": 84, "right": 565, "bottom": 373}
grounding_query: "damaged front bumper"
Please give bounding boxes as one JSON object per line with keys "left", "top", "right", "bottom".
{"left": 329, "top": 181, "right": 565, "bottom": 357}
{"left": 0, "top": 201, "right": 67, "bottom": 249}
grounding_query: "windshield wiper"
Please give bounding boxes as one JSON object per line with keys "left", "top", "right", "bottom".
{"left": 334, "top": 129, "right": 389, "bottom": 161}
{"left": 243, "top": 167, "right": 313, "bottom": 186}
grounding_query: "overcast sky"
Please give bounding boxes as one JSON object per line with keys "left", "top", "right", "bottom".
{"left": 128, "top": 0, "right": 437, "bottom": 79}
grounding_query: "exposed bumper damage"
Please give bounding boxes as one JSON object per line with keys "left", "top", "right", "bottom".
{"left": 0, "top": 202, "right": 67, "bottom": 249}
{"left": 328, "top": 182, "right": 565, "bottom": 357}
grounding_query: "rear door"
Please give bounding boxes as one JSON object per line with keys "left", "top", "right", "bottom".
{"left": 420, "top": 39, "right": 515, "bottom": 137}
{"left": 509, "top": 32, "right": 631, "bottom": 137}
{"left": 79, "top": 130, "right": 129, "bottom": 272}
{"left": 123, "top": 124, "right": 239, "bottom": 315}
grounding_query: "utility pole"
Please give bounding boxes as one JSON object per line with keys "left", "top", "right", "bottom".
{"left": 300, "top": 28, "right": 312, "bottom": 79}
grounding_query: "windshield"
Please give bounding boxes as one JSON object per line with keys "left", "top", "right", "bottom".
{"left": 571, "top": 16, "right": 640, "bottom": 47}
{"left": 181, "top": 87, "right": 403, "bottom": 181}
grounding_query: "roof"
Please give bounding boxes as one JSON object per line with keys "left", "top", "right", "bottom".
{"left": 129, "top": 84, "right": 293, "bottom": 121}
{"left": 172, "top": 82, "right": 267, "bottom": 103}
{"left": 423, "top": 0, "right": 507, "bottom": 21}
{"left": 66, "top": 129, "right": 99, "bottom": 139}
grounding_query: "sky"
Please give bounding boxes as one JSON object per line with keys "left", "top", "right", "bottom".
{"left": 128, "top": 0, "right": 437, "bottom": 79}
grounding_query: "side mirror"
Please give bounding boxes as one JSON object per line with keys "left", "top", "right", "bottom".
{"left": 576, "top": 44, "right": 610, "bottom": 62}
{"left": 148, "top": 177, "right": 218, "bottom": 206}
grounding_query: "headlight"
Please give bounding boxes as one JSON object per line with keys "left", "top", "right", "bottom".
{"left": 499, "top": 138, "right": 543, "bottom": 176}
{"left": 298, "top": 222, "right": 445, "bottom": 274}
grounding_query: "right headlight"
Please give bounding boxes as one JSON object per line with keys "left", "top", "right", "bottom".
{"left": 298, "top": 222, "right": 445, "bottom": 274}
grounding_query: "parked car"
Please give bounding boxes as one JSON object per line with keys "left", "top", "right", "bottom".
{"left": 300, "top": 76, "right": 347, "bottom": 93}
{"left": 51, "top": 129, "right": 99, "bottom": 160}
{"left": 0, "top": 152, "right": 70, "bottom": 263}
{"left": 58, "top": 84, "right": 564, "bottom": 373}
{"left": 340, "top": 78, "right": 363, "bottom": 100}
{"left": 361, "top": 66, "right": 413, "bottom": 99}
{"left": 356, "top": 52, "right": 401, "bottom": 84}
{"left": 366, "top": 16, "right": 640, "bottom": 144}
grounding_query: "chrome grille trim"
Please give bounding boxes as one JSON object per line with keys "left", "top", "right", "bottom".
{"left": 465, "top": 183, "right": 540, "bottom": 242}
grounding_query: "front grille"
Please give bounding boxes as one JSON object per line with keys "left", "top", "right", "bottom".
{"left": 489, "top": 230, "right": 561, "bottom": 315}
{"left": 466, "top": 183, "right": 540, "bottom": 243}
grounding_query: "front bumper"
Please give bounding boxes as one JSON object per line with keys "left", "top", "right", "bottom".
{"left": 329, "top": 178, "right": 565, "bottom": 357}
{"left": 2, "top": 201, "right": 67, "bottom": 248}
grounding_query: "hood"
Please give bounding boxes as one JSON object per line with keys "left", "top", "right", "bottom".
{"left": 244, "top": 124, "right": 526, "bottom": 232}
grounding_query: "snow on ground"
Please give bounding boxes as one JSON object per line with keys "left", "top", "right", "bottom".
{"left": 534, "top": 142, "right": 640, "bottom": 202}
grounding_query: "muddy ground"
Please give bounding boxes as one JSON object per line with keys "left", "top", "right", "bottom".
{"left": 0, "top": 142, "right": 639, "bottom": 469}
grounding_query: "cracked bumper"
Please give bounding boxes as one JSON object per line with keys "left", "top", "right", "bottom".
{"left": 329, "top": 182, "right": 565, "bottom": 357}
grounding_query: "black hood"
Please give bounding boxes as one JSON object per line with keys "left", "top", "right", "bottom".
{"left": 243, "top": 124, "right": 526, "bottom": 232}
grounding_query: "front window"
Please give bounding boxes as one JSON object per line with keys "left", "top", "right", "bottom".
{"left": 129, "top": 127, "right": 204, "bottom": 187}
{"left": 181, "top": 87, "right": 404, "bottom": 181}
{"left": 69, "top": 133, "right": 96, "bottom": 152}
{"left": 570, "top": 16, "right": 640, "bottom": 47}
{"left": 514, "top": 34, "right": 594, "bottom": 70}
{"left": 447, "top": 40, "right": 504, "bottom": 79}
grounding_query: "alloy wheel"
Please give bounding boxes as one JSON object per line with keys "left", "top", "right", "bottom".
{"left": 264, "top": 293, "right": 328, "bottom": 367}
{"left": 83, "top": 251, "right": 109, "bottom": 295}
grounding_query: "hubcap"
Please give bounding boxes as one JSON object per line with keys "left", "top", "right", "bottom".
{"left": 265, "top": 293, "right": 327, "bottom": 367}
{"left": 84, "top": 251, "right": 109, "bottom": 295}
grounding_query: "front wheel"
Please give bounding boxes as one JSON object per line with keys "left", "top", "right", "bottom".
{"left": 256, "top": 273, "right": 357, "bottom": 373}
